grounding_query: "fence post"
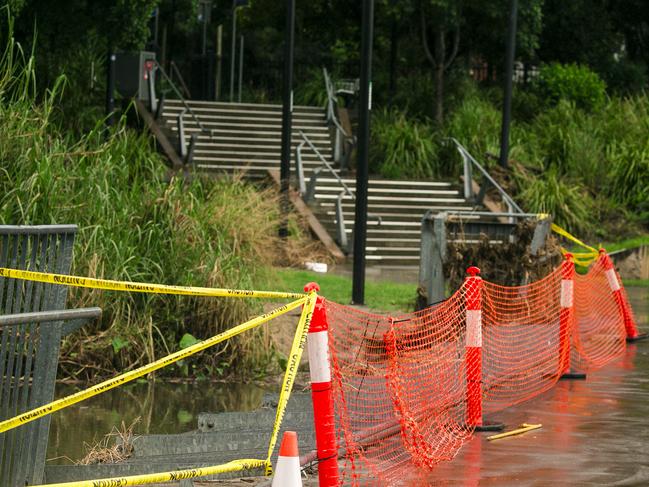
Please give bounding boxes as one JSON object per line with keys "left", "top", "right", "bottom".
{"left": 600, "top": 249, "right": 646, "bottom": 342}
{"left": 304, "top": 282, "right": 339, "bottom": 487}
{"left": 559, "top": 254, "right": 586, "bottom": 379}
{"left": 464, "top": 268, "right": 504, "bottom": 432}
{"left": 465, "top": 266, "right": 483, "bottom": 428}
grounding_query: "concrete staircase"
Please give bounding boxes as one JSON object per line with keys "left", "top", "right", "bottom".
{"left": 311, "top": 178, "right": 475, "bottom": 264}
{"left": 161, "top": 99, "right": 333, "bottom": 178}
{"left": 157, "top": 99, "right": 480, "bottom": 265}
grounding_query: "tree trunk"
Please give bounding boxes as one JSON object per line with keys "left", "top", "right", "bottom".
{"left": 435, "top": 62, "right": 444, "bottom": 124}
{"left": 434, "top": 30, "right": 445, "bottom": 124}
{"left": 388, "top": 18, "right": 398, "bottom": 105}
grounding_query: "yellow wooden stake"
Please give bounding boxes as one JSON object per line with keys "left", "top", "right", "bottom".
{"left": 487, "top": 423, "right": 542, "bottom": 441}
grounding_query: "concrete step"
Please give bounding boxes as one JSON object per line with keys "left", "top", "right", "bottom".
{"left": 192, "top": 143, "right": 332, "bottom": 155}
{"left": 163, "top": 102, "right": 324, "bottom": 116}
{"left": 314, "top": 186, "right": 461, "bottom": 197}
{"left": 315, "top": 177, "right": 455, "bottom": 189}
{"left": 161, "top": 111, "right": 325, "bottom": 125}
{"left": 170, "top": 127, "right": 331, "bottom": 141}
{"left": 164, "top": 99, "right": 324, "bottom": 114}
{"left": 313, "top": 194, "right": 466, "bottom": 204}
{"left": 194, "top": 156, "right": 337, "bottom": 168}
{"left": 162, "top": 118, "right": 331, "bottom": 132}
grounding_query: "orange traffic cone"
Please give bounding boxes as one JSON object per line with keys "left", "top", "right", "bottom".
{"left": 272, "top": 431, "right": 302, "bottom": 487}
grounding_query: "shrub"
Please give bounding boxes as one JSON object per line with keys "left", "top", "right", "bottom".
{"left": 535, "top": 63, "right": 607, "bottom": 112}
{"left": 444, "top": 94, "right": 501, "bottom": 164}
{"left": 516, "top": 168, "right": 594, "bottom": 235}
{"left": 370, "top": 108, "right": 440, "bottom": 179}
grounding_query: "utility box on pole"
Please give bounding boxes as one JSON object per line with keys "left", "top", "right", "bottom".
{"left": 114, "top": 51, "right": 157, "bottom": 101}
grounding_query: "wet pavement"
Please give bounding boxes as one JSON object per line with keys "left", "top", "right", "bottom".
{"left": 49, "top": 287, "right": 648, "bottom": 486}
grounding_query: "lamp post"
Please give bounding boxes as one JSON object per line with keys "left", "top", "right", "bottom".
{"left": 352, "top": 0, "right": 374, "bottom": 304}
{"left": 230, "top": 0, "right": 248, "bottom": 102}
{"left": 498, "top": 0, "right": 518, "bottom": 169}
{"left": 279, "top": 0, "right": 295, "bottom": 238}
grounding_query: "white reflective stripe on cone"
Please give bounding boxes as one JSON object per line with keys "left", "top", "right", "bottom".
{"left": 272, "top": 456, "right": 302, "bottom": 487}
{"left": 307, "top": 331, "right": 331, "bottom": 383}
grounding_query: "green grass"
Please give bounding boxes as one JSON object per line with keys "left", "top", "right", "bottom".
{"left": 602, "top": 235, "right": 649, "bottom": 253}
{"left": 272, "top": 268, "right": 417, "bottom": 313}
{"left": 624, "top": 279, "right": 649, "bottom": 287}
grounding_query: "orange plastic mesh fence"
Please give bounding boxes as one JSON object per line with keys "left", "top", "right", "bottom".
{"left": 325, "top": 255, "right": 630, "bottom": 485}
{"left": 573, "top": 257, "right": 627, "bottom": 368}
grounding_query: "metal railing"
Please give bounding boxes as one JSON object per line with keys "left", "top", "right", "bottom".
{"left": 146, "top": 60, "right": 212, "bottom": 165}
{"left": 295, "top": 130, "right": 380, "bottom": 253}
{"left": 449, "top": 138, "right": 524, "bottom": 220}
{"left": 323, "top": 68, "right": 356, "bottom": 170}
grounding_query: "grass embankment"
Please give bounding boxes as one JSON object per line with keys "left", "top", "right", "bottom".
{"left": 0, "top": 33, "right": 317, "bottom": 381}
{"left": 272, "top": 269, "right": 417, "bottom": 313}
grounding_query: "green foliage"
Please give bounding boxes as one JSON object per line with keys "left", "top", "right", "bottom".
{"left": 444, "top": 94, "right": 502, "bottom": 163}
{"left": 179, "top": 333, "right": 200, "bottom": 349}
{"left": 370, "top": 108, "right": 440, "bottom": 179}
{"left": 516, "top": 168, "right": 594, "bottom": 234}
{"left": 0, "top": 37, "right": 295, "bottom": 381}
{"left": 603, "top": 59, "right": 648, "bottom": 95}
{"left": 535, "top": 63, "right": 607, "bottom": 111}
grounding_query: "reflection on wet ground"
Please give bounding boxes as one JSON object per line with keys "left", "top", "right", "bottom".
{"left": 49, "top": 287, "right": 648, "bottom": 486}
{"left": 425, "top": 286, "right": 649, "bottom": 486}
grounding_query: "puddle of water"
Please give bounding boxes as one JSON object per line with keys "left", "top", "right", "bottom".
{"left": 47, "top": 381, "right": 266, "bottom": 465}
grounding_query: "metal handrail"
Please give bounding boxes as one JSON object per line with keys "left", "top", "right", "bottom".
{"left": 323, "top": 67, "right": 355, "bottom": 168}
{"left": 169, "top": 60, "right": 192, "bottom": 99}
{"left": 295, "top": 130, "right": 381, "bottom": 252}
{"left": 449, "top": 138, "right": 524, "bottom": 215}
{"left": 150, "top": 60, "right": 210, "bottom": 136}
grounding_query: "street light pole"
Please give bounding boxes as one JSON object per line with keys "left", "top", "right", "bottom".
{"left": 498, "top": 0, "right": 518, "bottom": 169}
{"left": 352, "top": 0, "right": 374, "bottom": 305}
{"left": 229, "top": 1, "right": 238, "bottom": 102}
{"left": 279, "top": 0, "right": 295, "bottom": 238}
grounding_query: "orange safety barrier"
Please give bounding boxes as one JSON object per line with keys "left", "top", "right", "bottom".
{"left": 322, "top": 252, "right": 636, "bottom": 485}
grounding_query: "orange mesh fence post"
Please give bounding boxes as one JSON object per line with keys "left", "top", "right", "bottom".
{"left": 304, "top": 282, "right": 339, "bottom": 487}
{"left": 465, "top": 266, "right": 483, "bottom": 428}
{"left": 559, "top": 254, "right": 575, "bottom": 377}
{"left": 599, "top": 250, "right": 645, "bottom": 342}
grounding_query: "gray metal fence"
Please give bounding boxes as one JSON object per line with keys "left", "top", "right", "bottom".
{"left": 0, "top": 225, "right": 100, "bottom": 486}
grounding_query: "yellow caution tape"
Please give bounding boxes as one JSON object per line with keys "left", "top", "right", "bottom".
{"left": 0, "top": 297, "right": 308, "bottom": 434}
{"left": 550, "top": 224, "right": 600, "bottom": 267}
{"left": 265, "top": 293, "right": 317, "bottom": 474}
{"left": 0, "top": 267, "right": 306, "bottom": 300}
{"left": 487, "top": 423, "right": 542, "bottom": 441}
{"left": 32, "top": 458, "right": 268, "bottom": 487}
{"left": 550, "top": 224, "right": 597, "bottom": 253}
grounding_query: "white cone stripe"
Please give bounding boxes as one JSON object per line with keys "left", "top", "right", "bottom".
{"left": 605, "top": 269, "right": 620, "bottom": 292}
{"left": 307, "top": 331, "right": 331, "bottom": 383}
{"left": 561, "top": 280, "right": 573, "bottom": 308}
{"left": 466, "top": 310, "right": 482, "bottom": 348}
{"left": 272, "top": 455, "right": 302, "bottom": 487}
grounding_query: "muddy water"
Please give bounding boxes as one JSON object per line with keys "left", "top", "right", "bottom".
{"left": 47, "top": 287, "right": 648, "bottom": 478}
{"left": 46, "top": 382, "right": 267, "bottom": 465}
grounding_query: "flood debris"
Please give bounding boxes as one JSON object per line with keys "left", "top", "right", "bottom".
{"left": 77, "top": 417, "right": 140, "bottom": 465}
{"left": 445, "top": 219, "right": 562, "bottom": 290}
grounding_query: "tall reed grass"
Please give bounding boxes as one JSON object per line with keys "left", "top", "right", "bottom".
{"left": 1, "top": 24, "right": 299, "bottom": 380}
